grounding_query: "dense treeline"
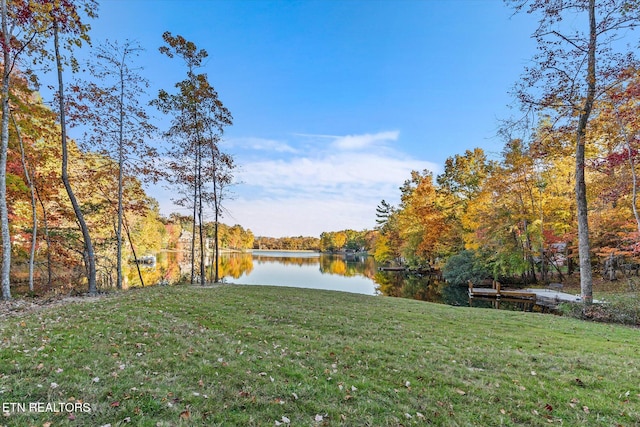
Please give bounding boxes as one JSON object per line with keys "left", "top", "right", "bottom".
{"left": 6, "top": 85, "right": 168, "bottom": 292}
{"left": 319, "top": 230, "right": 376, "bottom": 253}
{"left": 166, "top": 214, "right": 254, "bottom": 252}
{"left": 371, "top": 1, "right": 640, "bottom": 299}
{"left": 373, "top": 92, "right": 640, "bottom": 283}
{"left": 253, "top": 230, "right": 376, "bottom": 253}
{"left": 0, "top": 1, "right": 239, "bottom": 298}
{"left": 254, "top": 236, "right": 320, "bottom": 251}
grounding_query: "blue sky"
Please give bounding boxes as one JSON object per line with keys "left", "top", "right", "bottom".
{"left": 71, "top": 0, "right": 539, "bottom": 237}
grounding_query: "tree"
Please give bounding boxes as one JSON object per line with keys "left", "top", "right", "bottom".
{"left": 437, "top": 148, "right": 493, "bottom": 254}
{"left": 69, "top": 39, "right": 157, "bottom": 289}
{"left": 153, "top": 32, "right": 232, "bottom": 286}
{"left": 206, "top": 144, "right": 235, "bottom": 283}
{"left": 0, "top": 0, "right": 13, "bottom": 300}
{"left": 509, "top": 0, "right": 640, "bottom": 302}
{"left": 397, "top": 170, "right": 448, "bottom": 266}
{"left": 0, "top": 0, "right": 51, "bottom": 299}
{"left": 51, "top": 0, "right": 98, "bottom": 294}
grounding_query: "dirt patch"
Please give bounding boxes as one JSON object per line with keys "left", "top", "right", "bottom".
{"left": 0, "top": 294, "right": 110, "bottom": 320}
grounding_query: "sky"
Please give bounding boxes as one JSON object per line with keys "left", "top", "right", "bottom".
{"left": 63, "top": 0, "right": 540, "bottom": 237}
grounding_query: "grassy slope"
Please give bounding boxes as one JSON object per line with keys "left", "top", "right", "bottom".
{"left": 0, "top": 285, "right": 638, "bottom": 426}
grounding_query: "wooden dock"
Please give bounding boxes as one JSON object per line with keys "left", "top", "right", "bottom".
{"left": 468, "top": 281, "right": 585, "bottom": 310}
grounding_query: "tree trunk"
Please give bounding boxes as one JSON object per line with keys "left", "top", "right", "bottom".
{"left": 190, "top": 159, "right": 197, "bottom": 285}
{"left": 13, "top": 112, "right": 37, "bottom": 292}
{"left": 575, "top": 0, "right": 596, "bottom": 304}
{"left": 54, "top": 22, "right": 97, "bottom": 296}
{"left": 116, "top": 62, "right": 125, "bottom": 290}
{"left": 123, "top": 214, "right": 144, "bottom": 287}
{"left": 0, "top": 0, "right": 12, "bottom": 300}
{"left": 214, "top": 176, "right": 220, "bottom": 283}
{"left": 35, "top": 186, "right": 52, "bottom": 290}
{"left": 198, "top": 144, "right": 205, "bottom": 286}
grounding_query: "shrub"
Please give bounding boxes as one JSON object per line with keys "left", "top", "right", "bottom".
{"left": 443, "top": 250, "right": 491, "bottom": 286}
{"left": 560, "top": 293, "right": 640, "bottom": 326}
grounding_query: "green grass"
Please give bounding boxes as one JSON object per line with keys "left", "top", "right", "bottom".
{"left": 0, "top": 285, "right": 638, "bottom": 426}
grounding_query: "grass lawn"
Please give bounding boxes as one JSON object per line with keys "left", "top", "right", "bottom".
{"left": 0, "top": 284, "right": 638, "bottom": 426}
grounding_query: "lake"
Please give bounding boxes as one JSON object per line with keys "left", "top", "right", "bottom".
{"left": 222, "top": 250, "right": 380, "bottom": 295}
{"left": 129, "top": 250, "right": 470, "bottom": 306}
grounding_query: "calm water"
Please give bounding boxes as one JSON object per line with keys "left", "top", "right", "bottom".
{"left": 223, "top": 251, "right": 379, "bottom": 295}
{"left": 130, "top": 250, "right": 470, "bottom": 305}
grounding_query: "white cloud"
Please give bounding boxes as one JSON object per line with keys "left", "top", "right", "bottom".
{"left": 224, "top": 197, "right": 376, "bottom": 237}
{"left": 331, "top": 130, "right": 400, "bottom": 150}
{"left": 225, "top": 136, "right": 298, "bottom": 153}
{"left": 152, "top": 130, "right": 439, "bottom": 237}
{"left": 238, "top": 152, "right": 435, "bottom": 196}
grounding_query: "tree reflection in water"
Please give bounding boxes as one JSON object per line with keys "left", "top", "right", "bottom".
{"left": 125, "top": 250, "right": 468, "bottom": 307}
{"left": 374, "top": 271, "right": 469, "bottom": 306}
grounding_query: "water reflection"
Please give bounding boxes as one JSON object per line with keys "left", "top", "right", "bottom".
{"left": 374, "top": 271, "right": 469, "bottom": 306}
{"left": 221, "top": 251, "right": 377, "bottom": 295}
{"left": 118, "top": 250, "right": 470, "bottom": 306}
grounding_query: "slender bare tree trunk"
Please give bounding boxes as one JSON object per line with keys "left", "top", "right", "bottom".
{"left": 575, "top": 0, "right": 596, "bottom": 304}
{"left": 198, "top": 144, "right": 205, "bottom": 286}
{"left": 191, "top": 158, "right": 197, "bottom": 284}
{"left": 12, "top": 112, "right": 37, "bottom": 292}
{"left": 116, "top": 59, "right": 125, "bottom": 290}
{"left": 0, "top": 0, "right": 12, "bottom": 300}
{"left": 54, "top": 21, "right": 97, "bottom": 295}
{"left": 35, "top": 185, "right": 52, "bottom": 290}
{"left": 122, "top": 214, "right": 144, "bottom": 287}
{"left": 213, "top": 175, "right": 220, "bottom": 283}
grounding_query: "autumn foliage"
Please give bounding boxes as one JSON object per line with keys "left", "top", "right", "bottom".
{"left": 374, "top": 76, "right": 640, "bottom": 283}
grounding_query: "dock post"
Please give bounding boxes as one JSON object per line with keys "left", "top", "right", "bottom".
{"left": 493, "top": 280, "right": 501, "bottom": 294}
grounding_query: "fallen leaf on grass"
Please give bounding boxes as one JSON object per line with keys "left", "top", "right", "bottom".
{"left": 545, "top": 404, "right": 553, "bottom": 412}
{"left": 455, "top": 389, "right": 466, "bottom": 395}
{"left": 179, "top": 409, "right": 190, "bottom": 419}
{"left": 315, "top": 414, "right": 323, "bottom": 422}
{"left": 582, "top": 406, "right": 590, "bottom": 414}
{"left": 110, "top": 401, "right": 120, "bottom": 408}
